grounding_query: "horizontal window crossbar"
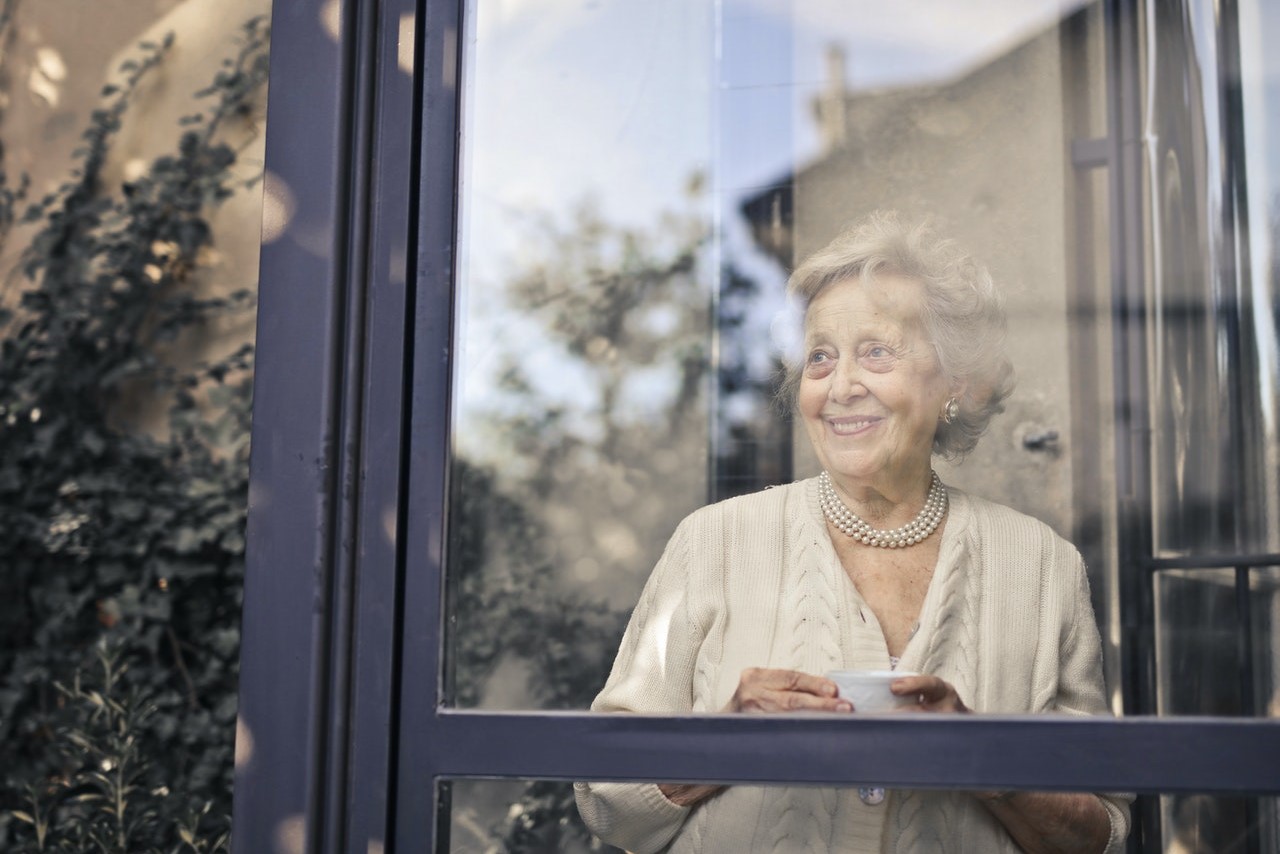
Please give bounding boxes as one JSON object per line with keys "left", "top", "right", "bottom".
{"left": 1142, "top": 553, "right": 1280, "bottom": 571}
{"left": 426, "top": 711, "right": 1280, "bottom": 794}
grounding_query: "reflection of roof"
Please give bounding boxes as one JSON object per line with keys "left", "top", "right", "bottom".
{"left": 739, "top": 13, "right": 1072, "bottom": 267}
{"left": 739, "top": 181, "right": 794, "bottom": 267}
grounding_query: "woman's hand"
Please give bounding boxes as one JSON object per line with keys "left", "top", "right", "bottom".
{"left": 887, "top": 674, "right": 1109, "bottom": 852}
{"left": 889, "top": 673, "right": 971, "bottom": 713}
{"left": 974, "top": 791, "right": 1112, "bottom": 854}
{"left": 659, "top": 669, "right": 851, "bottom": 809}
{"left": 724, "top": 667, "right": 853, "bottom": 714}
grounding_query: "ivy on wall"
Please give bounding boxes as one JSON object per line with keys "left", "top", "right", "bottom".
{"left": 0, "top": 18, "right": 268, "bottom": 852}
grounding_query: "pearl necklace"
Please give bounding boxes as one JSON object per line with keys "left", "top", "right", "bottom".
{"left": 818, "top": 470, "right": 947, "bottom": 548}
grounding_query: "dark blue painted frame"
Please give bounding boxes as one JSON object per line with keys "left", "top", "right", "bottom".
{"left": 233, "top": 1, "right": 1280, "bottom": 852}
{"left": 233, "top": 0, "right": 421, "bottom": 850}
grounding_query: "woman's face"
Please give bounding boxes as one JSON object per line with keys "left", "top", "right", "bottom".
{"left": 798, "top": 274, "right": 952, "bottom": 493}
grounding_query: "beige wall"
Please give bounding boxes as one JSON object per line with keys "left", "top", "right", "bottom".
{"left": 0, "top": 0, "right": 269, "bottom": 434}
{"left": 104, "top": 0, "right": 269, "bottom": 432}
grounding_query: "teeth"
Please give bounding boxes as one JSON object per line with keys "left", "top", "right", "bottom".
{"left": 830, "top": 419, "right": 872, "bottom": 433}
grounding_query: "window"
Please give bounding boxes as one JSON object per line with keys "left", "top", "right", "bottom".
{"left": 234, "top": 1, "right": 1280, "bottom": 852}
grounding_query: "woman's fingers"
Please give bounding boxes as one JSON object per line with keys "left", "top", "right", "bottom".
{"left": 775, "top": 668, "right": 840, "bottom": 699}
{"left": 731, "top": 668, "right": 852, "bottom": 713}
{"left": 889, "top": 674, "right": 970, "bottom": 713}
{"left": 744, "top": 667, "right": 837, "bottom": 697}
{"left": 765, "top": 687, "right": 852, "bottom": 713}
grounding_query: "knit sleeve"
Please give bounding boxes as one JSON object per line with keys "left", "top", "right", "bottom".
{"left": 1052, "top": 551, "right": 1108, "bottom": 717}
{"left": 575, "top": 514, "right": 712, "bottom": 853}
{"left": 1052, "top": 551, "right": 1133, "bottom": 853}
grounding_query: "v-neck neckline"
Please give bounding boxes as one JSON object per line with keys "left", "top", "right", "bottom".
{"left": 804, "top": 478, "right": 970, "bottom": 672}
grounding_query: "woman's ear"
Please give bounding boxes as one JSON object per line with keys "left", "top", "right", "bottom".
{"left": 949, "top": 377, "right": 969, "bottom": 402}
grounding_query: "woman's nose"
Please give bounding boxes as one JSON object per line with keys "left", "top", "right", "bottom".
{"left": 829, "top": 360, "right": 866, "bottom": 402}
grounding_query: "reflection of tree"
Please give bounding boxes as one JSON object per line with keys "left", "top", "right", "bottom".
{"left": 449, "top": 195, "right": 711, "bottom": 851}
{"left": 713, "top": 257, "right": 791, "bottom": 499}
{"left": 488, "top": 199, "right": 708, "bottom": 468}
{"left": 450, "top": 459, "right": 625, "bottom": 711}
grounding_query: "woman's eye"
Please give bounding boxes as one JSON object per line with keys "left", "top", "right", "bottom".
{"left": 859, "top": 345, "right": 897, "bottom": 370}
{"left": 805, "top": 350, "right": 834, "bottom": 375}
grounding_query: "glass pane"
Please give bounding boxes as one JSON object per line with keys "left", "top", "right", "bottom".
{"left": 0, "top": 1, "right": 269, "bottom": 850}
{"left": 1253, "top": 567, "right": 1280, "bottom": 717}
{"left": 1155, "top": 569, "right": 1244, "bottom": 716}
{"left": 1154, "top": 567, "right": 1280, "bottom": 717}
{"left": 448, "top": 779, "right": 607, "bottom": 854}
{"left": 450, "top": 1, "right": 1121, "bottom": 719}
{"left": 442, "top": 779, "right": 1280, "bottom": 854}
{"left": 1145, "top": 0, "right": 1280, "bottom": 557}
{"left": 1159, "top": 793, "right": 1279, "bottom": 854}
{"left": 1153, "top": 563, "right": 1280, "bottom": 847}
{"left": 450, "top": 0, "right": 716, "bottom": 712}
{"left": 1237, "top": 0, "right": 1280, "bottom": 556}
{"left": 445, "top": 779, "right": 1267, "bottom": 854}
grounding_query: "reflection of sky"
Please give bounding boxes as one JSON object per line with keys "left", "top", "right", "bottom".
{"left": 462, "top": 0, "right": 714, "bottom": 271}
{"left": 724, "top": 0, "right": 1091, "bottom": 188}
{"left": 1239, "top": 0, "right": 1280, "bottom": 437}
{"left": 454, "top": 0, "right": 1096, "bottom": 462}
{"left": 459, "top": 0, "right": 1101, "bottom": 247}
{"left": 462, "top": 0, "right": 1094, "bottom": 232}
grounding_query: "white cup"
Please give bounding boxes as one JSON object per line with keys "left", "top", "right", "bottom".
{"left": 826, "top": 669, "right": 919, "bottom": 713}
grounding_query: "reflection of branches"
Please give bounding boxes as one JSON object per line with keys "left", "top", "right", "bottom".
{"left": 450, "top": 460, "right": 625, "bottom": 710}
{"left": 453, "top": 194, "right": 711, "bottom": 852}
{"left": 491, "top": 201, "right": 709, "bottom": 464}
{"left": 507, "top": 202, "right": 704, "bottom": 355}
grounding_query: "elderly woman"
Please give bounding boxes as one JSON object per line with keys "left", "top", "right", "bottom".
{"left": 574, "top": 213, "right": 1130, "bottom": 853}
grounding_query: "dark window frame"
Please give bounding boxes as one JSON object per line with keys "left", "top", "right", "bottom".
{"left": 233, "top": 1, "right": 1280, "bottom": 852}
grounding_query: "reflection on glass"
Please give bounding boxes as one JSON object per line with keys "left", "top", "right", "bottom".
{"left": 1154, "top": 567, "right": 1280, "bottom": 717}
{"left": 441, "top": 780, "right": 1280, "bottom": 854}
{"left": 447, "top": 779, "right": 605, "bottom": 854}
{"left": 1146, "top": 0, "right": 1280, "bottom": 558}
{"left": 450, "top": 0, "right": 1118, "bottom": 720}
{"left": 1155, "top": 569, "right": 1246, "bottom": 716}
{"left": 1252, "top": 568, "right": 1280, "bottom": 718}
{"left": 1155, "top": 568, "right": 1280, "bottom": 854}
{"left": 450, "top": 0, "right": 716, "bottom": 711}
{"left": 1144, "top": 0, "right": 1235, "bottom": 557}
{"left": 1159, "top": 793, "right": 1275, "bottom": 854}
{"left": 1237, "top": 0, "right": 1280, "bottom": 556}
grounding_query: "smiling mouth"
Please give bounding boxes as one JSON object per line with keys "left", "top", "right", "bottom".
{"left": 826, "top": 416, "right": 881, "bottom": 436}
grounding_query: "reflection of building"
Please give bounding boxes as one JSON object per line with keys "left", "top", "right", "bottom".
{"left": 740, "top": 21, "right": 1101, "bottom": 540}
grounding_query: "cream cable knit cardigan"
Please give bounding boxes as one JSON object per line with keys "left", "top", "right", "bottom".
{"left": 575, "top": 477, "right": 1131, "bottom": 853}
